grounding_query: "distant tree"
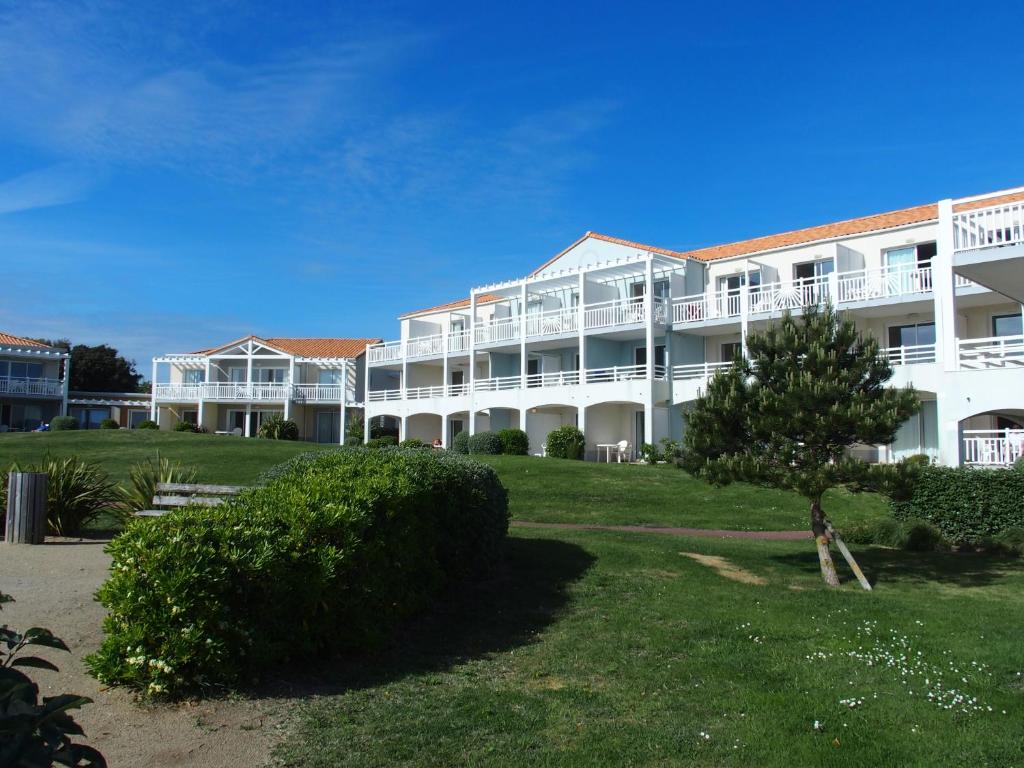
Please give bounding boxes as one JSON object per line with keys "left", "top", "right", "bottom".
{"left": 30, "top": 337, "right": 71, "bottom": 350}
{"left": 681, "top": 303, "right": 920, "bottom": 587}
{"left": 69, "top": 344, "right": 143, "bottom": 393}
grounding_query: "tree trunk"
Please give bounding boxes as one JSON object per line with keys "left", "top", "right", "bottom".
{"left": 811, "top": 499, "right": 840, "bottom": 587}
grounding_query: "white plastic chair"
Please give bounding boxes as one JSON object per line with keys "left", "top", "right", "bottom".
{"left": 231, "top": 427, "right": 243, "bottom": 437}
{"left": 616, "top": 440, "right": 630, "bottom": 463}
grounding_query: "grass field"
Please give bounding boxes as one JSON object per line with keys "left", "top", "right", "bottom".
{"left": 0, "top": 432, "right": 887, "bottom": 531}
{"left": 272, "top": 528, "right": 1024, "bottom": 767}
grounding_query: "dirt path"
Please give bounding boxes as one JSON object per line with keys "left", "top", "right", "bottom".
{"left": 511, "top": 520, "right": 811, "bottom": 540}
{"left": 0, "top": 539, "right": 287, "bottom": 767}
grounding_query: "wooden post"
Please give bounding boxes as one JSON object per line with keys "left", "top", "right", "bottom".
{"left": 5, "top": 472, "right": 47, "bottom": 544}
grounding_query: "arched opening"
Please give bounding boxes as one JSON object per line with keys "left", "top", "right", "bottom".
{"left": 525, "top": 404, "right": 577, "bottom": 457}
{"left": 405, "top": 413, "right": 442, "bottom": 444}
{"left": 584, "top": 401, "right": 646, "bottom": 462}
{"left": 960, "top": 408, "right": 1024, "bottom": 466}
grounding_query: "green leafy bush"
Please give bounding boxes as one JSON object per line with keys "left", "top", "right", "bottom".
{"left": 86, "top": 449, "right": 508, "bottom": 696}
{"left": 891, "top": 466, "right": 1024, "bottom": 544}
{"left": 451, "top": 430, "right": 469, "bottom": 454}
{"left": 366, "top": 435, "right": 398, "bottom": 449}
{"left": 659, "top": 438, "right": 685, "bottom": 462}
{"left": 116, "top": 453, "right": 198, "bottom": 522}
{"left": 399, "top": 437, "right": 426, "bottom": 448}
{"left": 497, "top": 428, "right": 529, "bottom": 456}
{"left": 136, "top": 420, "right": 159, "bottom": 430}
{"left": 49, "top": 416, "right": 77, "bottom": 431}
{"left": 0, "top": 591, "right": 105, "bottom": 766}
{"left": 172, "top": 421, "right": 197, "bottom": 433}
{"left": 838, "top": 516, "right": 948, "bottom": 552}
{"left": 257, "top": 415, "right": 299, "bottom": 441}
{"left": 99, "top": 418, "right": 120, "bottom": 430}
{"left": 640, "top": 443, "right": 660, "bottom": 464}
{"left": 546, "top": 425, "right": 585, "bottom": 460}
{"left": 467, "top": 431, "right": 503, "bottom": 455}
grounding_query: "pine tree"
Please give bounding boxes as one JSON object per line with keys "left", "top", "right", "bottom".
{"left": 681, "top": 303, "right": 920, "bottom": 587}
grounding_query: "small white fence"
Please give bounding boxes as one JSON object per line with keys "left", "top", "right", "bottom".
{"left": 963, "top": 429, "right": 1024, "bottom": 466}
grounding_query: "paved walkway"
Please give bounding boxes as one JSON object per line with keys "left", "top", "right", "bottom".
{"left": 511, "top": 520, "right": 811, "bottom": 540}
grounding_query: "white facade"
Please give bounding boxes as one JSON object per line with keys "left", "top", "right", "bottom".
{"left": 152, "top": 336, "right": 372, "bottom": 443}
{"left": 365, "top": 188, "right": 1024, "bottom": 466}
{"left": 0, "top": 336, "right": 70, "bottom": 431}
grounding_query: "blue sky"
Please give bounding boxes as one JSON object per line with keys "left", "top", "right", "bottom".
{"left": 2, "top": 0, "right": 1023, "bottom": 371}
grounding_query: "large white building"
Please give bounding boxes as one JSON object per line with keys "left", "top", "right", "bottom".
{"left": 151, "top": 335, "right": 379, "bottom": 442}
{"left": 363, "top": 187, "right": 1024, "bottom": 466}
{"left": 0, "top": 332, "right": 70, "bottom": 432}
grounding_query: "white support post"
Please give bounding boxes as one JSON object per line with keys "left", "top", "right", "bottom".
{"left": 740, "top": 262, "right": 750, "bottom": 358}
{"left": 197, "top": 399, "right": 205, "bottom": 430}
{"left": 934, "top": 199, "right": 958, "bottom": 372}
{"left": 935, "top": 394, "right": 963, "bottom": 467}
{"left": 645, "top": 255, "right": 654, "bottom": 381}
{"left": 442, "top": 413, "right": 450, "bottom": 449}
{"left": 285, "top": 357, "right": 295, "bottom": 421}
{"left": 60, "top": 353, "right": 70, "bottom": 416}
{"left": 469, "top": 290, "right": 478, "bottom": 436}
{"left": 520, "top": 281, "right": 528, "bottom": 390}
{"left": 442, "top": 324, "right": 450, "bottom": 396}
{"left": 400, "top": 414, "right": 407, "bottom": 442}
{"left": 578, "top": 405, "right": 587, "bottom": 458}
{"left": 578, "top": 271, "right": 586, "bottom": 383}
{"left": 340, "top": 401, "right": 346, "bottom": 446}
{"left": 150, "top": 359, "right": 158, "bottom": 420}
{"left": 363, "top": 348, "right": 371, "bottom": 445}
{"left": 245, "top": 340, "right": 254, "bottom": 399}
{"left": 244, "top": 403, "right": 252, "bottom": 438}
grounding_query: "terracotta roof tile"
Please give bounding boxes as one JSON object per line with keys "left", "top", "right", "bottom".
{"left": 191, "top": 335, "right": 380, "bottom": 358}
{"left": 0, "top": 332, "right": 54, "bottom": 349}
{"left": 953, "top": 189, "right": 1024, "bottom": 212}
{"left": 400, "top": 294, "right": 503, "bottom": 319}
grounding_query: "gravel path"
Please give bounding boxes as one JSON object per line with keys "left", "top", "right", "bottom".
{"left": 0, "top": 539, "right": 288, "bottom": 768}
{"left": 511, "top": 520, "right": 812, "bottom": 540}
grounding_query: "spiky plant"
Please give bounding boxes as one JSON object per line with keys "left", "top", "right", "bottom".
{"left": 116, "top": 452, "right": 198, "bottom": 522}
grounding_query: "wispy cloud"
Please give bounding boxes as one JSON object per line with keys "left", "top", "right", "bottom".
{"left": 0, "top": 164, "right": 96, "bottom": 215}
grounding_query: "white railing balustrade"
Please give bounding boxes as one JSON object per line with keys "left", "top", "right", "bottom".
{"left": 958, "top": 334, "right": 1024, "bottom": 369}
{"left": 749, "top": 275, "right": 832, "bottom": 315}
{"left": 837, "top": 264, "right": 932, "bottom": 303}
{"left": 405, "top": 385, "right": 446, "bottom": 400}
{"left": 525, "top": 308, "right": 578, "bottom": 338}
{"left": 406, "top": 334, "right": 445, "bottom": 359}
{"left": 0, "top": 378, "right": 64, "bottom": 397}
{"left": 953, "top": 200, "right": 1024, "bottom": 253}
{"left": 881, "top": 343, "right": 937, "bottom": 366}
{"left": 672, "top": 361, "right": 733, "bottom": 381}
{"left": 963, "top": 429, "right": 1024, "bottom": 466}
{"left": 475, "top": 316, "right": 520, "bottom": 345}
{"left": 584, "top": 364, "right": 648, "bottom": 383}
{"left": 367, "top": 389, "right": 403, "bottom": 402}
{"left": 447, "top": 382, "right": 470, "bottom": 396}
{"left": 447, "top": 330, "right": 470, "bottom": 354}
{"left": 155, "top": 383, "right": 347, "bottom": 402}
{"left": 291, "top": 384, "right": 344, "bottom": 402}
{"left": 525, "top": 370, "right": 580, "bottom": 388}
{"left": 473, "top": 375, "right": 521, "bottom": 392}
{"left": 584, "top": 298, "right": 647, "bottom": 330}
{"left": 367, "top": 340, "right": 403, "bottom": 364}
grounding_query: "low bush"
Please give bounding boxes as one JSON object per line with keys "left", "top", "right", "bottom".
{"left": 497, "top": 428, "right": 529, "bottom": 456}
{"left": 640, "top": 443, "right": 660, "bottom": 464}
{"left": 891, "top": 465, "right": 1024, "bottom": 544}
{"left": 451, "top": 430, "right": 470, "bottom": 454}
{"left": 173, "top": 421, "right": 197, "bottom": 433}
{"left": 117, "top": 453, "right": 198, "bottom": 522}
{"left": 344, "top": 436, "right": 362, "bottom": 447}
{"left": 136, "top": 420, "right": 159, "bottom": 430}
{"left": 399, "top": 437, "right": 426, "bottom": 448}
{"left": 659, "top": 438, "right": 685, "bottom": 462}
{"left": 257, "top": 415, "right": 299, "bottom": 441}
{"left": 838, "top": 516, "right": 948, "bottom": 552}
{"left": 468, "top": 431, "right": 503, "bottom": 455}
{"left": 99, "top": 418, "right": 120, "bottom": 430}
{"left": 86, "top": 449, "right": 509, "bottom": 696}
{"left": 546, "top": 425, "right": 585, "bottom": 460}
{"left": 5, "top": 455, "right": 121, "bottom": 536}
{"left": 49, "top": 416, "right": 77, "bottom": 431}
{"left": 366, "top": 435, "right": 398, "bottom": 449}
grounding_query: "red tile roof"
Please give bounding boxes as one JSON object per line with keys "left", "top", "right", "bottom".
{"left": 0, "top": 332, "right": 53, "bottom": 349}
{"left": 193, "top": 335, "right": 380, "bottom": 358}
{"left": 953, "top": 189, "right": 1024, "bottom": 212}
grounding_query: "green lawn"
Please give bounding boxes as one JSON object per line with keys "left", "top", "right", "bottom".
{"left": 274, "top": 528, "right": 1024, "bottom": 767}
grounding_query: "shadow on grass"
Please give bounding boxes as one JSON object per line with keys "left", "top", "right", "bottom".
{"left": 770, "top": 546, "right": 1024, "bottom": 588}
{"left": 254, "top": 535, "right": 595, "bottom": 699}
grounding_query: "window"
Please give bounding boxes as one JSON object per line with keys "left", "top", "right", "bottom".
{"left": 128, "top": 410, "right": 149, "bottom": 428}
{"left": 8, "top": 362, "right": 42, "bottom": 380}
{"left": 450, "top": 370, "right": 465, "bottom": 386}
{"left": 450, "top": 318, "right": 465, "bottom": 333}
{"left": 886, "top": 243, "right": 936, "bottom": 268}
{"left": 996, "top": 416, "right": 1024, "bottom": 431}
{"left": 318, "top": 368, "right": 341, "bottom": 385}
{"left": 255, "top": 368, "right": 286, "bottom": 384}
{"left": 633, "top": 345, "right": 666, "bottom": 367}
{"left": 183, "top": 369, "right": 204, "bottom": 384}
{"left": 793, "top": 260, "right": 834, "bottom": 282}
{"left": 0, "top": 361, "right": 7, "bottom": 378}
{"left": 992, "top": 313, "right": 1023, "bottom": 338}
{"left": 721, "top": 342, "right": 742, "bottom": 361}
{"left": 182, "top": 410, "right": 198, "bottom": 425}
{"left": 888, "top": 322, "right": 936, "bottom": 349}
{"left": 228, "top": 367, "right": 246, "bottom": 383}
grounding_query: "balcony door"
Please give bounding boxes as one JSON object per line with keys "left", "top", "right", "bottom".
{"left": 316, "top": 411, "right": 339, "bottom": 444}
{"left": 887, "top": 322, "right": 936, "bottom": 363}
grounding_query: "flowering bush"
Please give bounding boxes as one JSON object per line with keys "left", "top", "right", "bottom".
{"left": 86, "top": 448, "right": 509, "bottom": 696}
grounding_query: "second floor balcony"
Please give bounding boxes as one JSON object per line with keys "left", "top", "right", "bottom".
{"left": 153, "top": 382, "right": 349, "bottom": 403}
{"left": 0, "top": 377, "right": 64, "bottom": 398}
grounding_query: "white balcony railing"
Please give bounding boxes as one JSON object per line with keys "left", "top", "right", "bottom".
{"left": 881, "top": 343, "right": 937, "bottom": 366}
{"left": 953, "top": 200, "right": 1024, "bottom": 253}
{"left": 366, "top": 340, "right": 403, "bottom": 365}
{"left": 585, "top": 364, "right": 652, "bottom": 383}
{"left": 291, "top": 384, "right": 345, "bottom": 403}
{"left": 963, "top": 429, "right": 1024, "bottom": 466}
{"left": 447, "top": 331, "right": 471, "bottom": 354}
{"left": 672, "top": 361, "right": 734, "bottom": 381}
{"left": 367, "top": 389, "right": 403, "bottom": 402}
{"left": 958, "top": 334, "right": 1024, "bottom": 370}
{"left": 474, "top": 374, "right": 521, "bottom": 392}
{"left": 154, "top": 383, "right": 347, "bottom": 403}
{"left": 475, "top": 317, "right": 520, "bottom": 345}
{"left": 584, "top": 297, "right": 647, "bottom": 330}
{"left": 0, "top": 378, "right": 64, "bottom": 398}
{"left": 406, "top": 334, "right": 445, "bottom": 359}
{"left": 525, "top": 370, "right": 580, "bottom": 388}
{"left": 448, "top": 383, "right": 470, "bottom": 396}
{"left": 836, "top": 264, "right": 932, "bottom": 303}
{"left": 748, "top": 276, "right": 832, "bottom": 315}
{"left": 525, "top": 307, "right": 578, "bottom": 338}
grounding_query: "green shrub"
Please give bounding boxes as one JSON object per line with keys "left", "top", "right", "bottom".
{"left": 901, "top": 518, "right": 948, "bottom": 552}
{"left": 468, "top": 431, "right": 503, "bottom": 455}
{"left": 497, "top": 428, "right": 529, "bottom": 456}
{"left": 891, "top": 466, "right": 1024, "bottom": 544}
{"left": 99, "top": 418, "right": 120, "bottom": 430}
{"left": 640, "top": 443, "right": 660, "bottom": 464}
{"left": 546, "top": 425, "right": 585, "bottom": 460}
{"left": 136, "top": 420, "right": 159, "bottom": 430}
{"left": 659, "top": 438, "right": 684, "bottom": 462}
{"left": 49, "top": 416, "right": 77, "bottom": 431}
{"left": 257, "top": 415, "right": 299, "bottom": 441}
{"left": 173, "top": 421, "right": 197, "bottom": 433}
{"left": 871, "top": 517, "right": 908, "bottom": 548}
{"left": 366, "top": 435, "right": 398, "bottom": 449}
{"left": 117, "top": 453, "right": 198, "bottom": 522}
{"left": 1014, "top": 456, "right": 1024, "bottom": 473}
{"left": 6, "top": 455, "right": 121, "bottom": 536}
{"left": 996, "top": 525, "right": 1024, "bottom": 555}
{"left": 451, "top": 430, "right": 469, "bottom": 454}
{"left": 399, "top": 437, "right": 426, "bottom": 448}
{"left": 86, "top": 449, "right": 508, "bottom": 696}
{"left": 344, "top": 436, "right": 362, "bottom": 447}
{"left": 837, "top": 517, "right": 947, "bottom": 552}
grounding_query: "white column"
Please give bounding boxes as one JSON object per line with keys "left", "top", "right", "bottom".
{"left": 150, "top": 360, "right": 158, "bottom": 420}
{"left": 645, "top": 256, "right": 655, "bottom": 448}
{"left": 363, "top": 348, "right": 371, "bottom": 445}
{"left": 578, "top": 271, "right": 586, "bottom": 383}
{"left": 934, "top": 199, "right": 958, "bottom": 372}
{"left": 197, "top": 399, "right": 205, "bottom": 429}
{"left": 244, "top": 403, "right": 252, "bottom": 438}
{"left": 400, "top": 414, "right": 407, "bottom": 442}
{"left": 442, "top": 329, "right": 450, "bottom": 396}
{"left": 285, "top": 357, "right": 295, "bottom": 421}
{"left": 935, "top": 395, "right": 962, "bottom": 467}
{"left": 578, "top": 405, "right": 587, "bottom": 457}
{"left": 340, "top": 401, "right": 346, "bottom": 446}
{"left": 469, "top": 290, "right": 478, "bottom": 435}
{"left": 442, "top": 413, "right": 450, "bottom": 449}
{"left": 740, "top": 263, "right": 750, "bottom": 358}
{"left": 520, "top": 281, "right": 528, "bottom": 390}
{"left": 245, "top": 341, "right": 254, "bottom": 398}
{"left": 60, "top": 353, "right": 70, "bottom": 416}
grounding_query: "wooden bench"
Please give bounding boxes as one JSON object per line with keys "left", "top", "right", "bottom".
{"left": 136, "top": 482, "right": 247, "bottom": 517}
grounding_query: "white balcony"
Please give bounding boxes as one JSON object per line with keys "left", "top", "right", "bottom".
{"left": 367, "top": 340, "right": 403, "bottom": 364}
{"left": 958, "top": 334, "right": 1024, "bottom": 370}
{"left": 0, "top": 377, "right": 64, "bottom": 398}
{"left": 672, "top": 361, "right": 733, "bottom": 381}
{"left": 154, "top": 383, "right": 347, "bottom": 403}
{"left": 953, "top": 200, "right": 1024, "bottom": 253}
{"left": 475, "top": 316, "right": 520, "bottom": 346}
{"left": 963, "top": 429, "right": 1024, "bottom": 466}
{"left": 584, "top": 297, "right": 666, "bottom": 331}
{"left": 525, "top": 307, "right": 578, "bottom": 338}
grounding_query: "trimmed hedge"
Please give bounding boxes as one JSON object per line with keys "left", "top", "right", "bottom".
{"left": 99, "top": 418, "right": 120, "bottom": 430}
{"left": 399, "top": 437, "right": 426, "bottom": 448}
{"left": 366, "top": 435, "right": 398, "bottom": 449}
{"left": 86, "top": 448, "right": 509, "bottom": 696}
{"left": 49, "top": 416, "right": 78, "bottom": 431}
{"left": 451, "top": 431, "right": 469, "bottom": 454}
{"left": 891, "top": 466, "right": 1024, "bottom": 544}
{"left": 497, "top": 428, "right": 529, "bottom": 456}
{"left": 173, "top": 421, "right": 197, "bottom": 433}
{"left": 136, "top": 420, "right": 159, "bottom": 430}
{"left": 546, "top": 425, "right": 585, "bottom": 460}
{"left": 467, "top": 431, "right": 503, "bottom": 455}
